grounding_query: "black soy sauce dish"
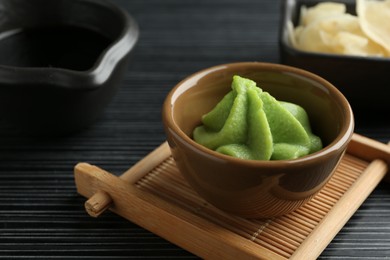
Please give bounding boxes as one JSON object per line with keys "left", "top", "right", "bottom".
{"left": 0, "top": 0, "right": 139, "bottom": 136}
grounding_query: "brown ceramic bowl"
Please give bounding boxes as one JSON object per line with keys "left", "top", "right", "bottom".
{"left": 162, "top": 62, "right": 354, "bottom": 218}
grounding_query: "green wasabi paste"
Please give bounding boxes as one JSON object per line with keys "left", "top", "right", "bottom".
{"left": 192, "top": 75, "right": 322, "bottom": 160}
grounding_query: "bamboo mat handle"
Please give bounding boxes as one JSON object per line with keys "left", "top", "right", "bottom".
{"left": 348, "top": 133, "right": 390, "bottom": 164}
{"left": 82, "top": 141, "right": 171, "bottom": 217}
{"left": 348, "top": 134, "right": 390, "bottom": 183}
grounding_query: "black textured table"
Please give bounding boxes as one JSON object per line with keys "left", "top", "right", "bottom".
{"left": 1, "top": 0, "right": 389, "bottom": 259}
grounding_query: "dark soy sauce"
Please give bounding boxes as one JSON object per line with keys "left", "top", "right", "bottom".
{"left": 0, "top": 26, "right": 112, "bottom": 71}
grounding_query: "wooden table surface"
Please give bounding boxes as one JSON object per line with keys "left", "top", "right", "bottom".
{"left": 1, "top": 0, "right": 389, "bottom": 259}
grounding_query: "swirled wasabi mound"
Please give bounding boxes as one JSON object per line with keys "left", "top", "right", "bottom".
{"left": 192, "top": 75, "right": 322, "bottom": 160}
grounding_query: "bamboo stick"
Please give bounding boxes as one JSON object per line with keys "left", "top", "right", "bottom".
{"left": 83, "top": 141, "right": 171, "bottom": 217}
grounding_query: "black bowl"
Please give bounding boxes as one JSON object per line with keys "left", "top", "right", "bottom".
{"left": 0, "top": 0, "right": 139, "bottom": 136}
{"left": 279, "top": 0, "right": 390, "bottom": 115}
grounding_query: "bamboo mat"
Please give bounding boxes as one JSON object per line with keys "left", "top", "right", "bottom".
{"left": 74, "top": 134, "right": 389, "bottom": 260}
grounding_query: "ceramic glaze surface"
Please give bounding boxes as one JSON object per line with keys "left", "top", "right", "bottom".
{"left": 163, "top": 62, "right": 354, "bottom": 218}
{"left": 0, "top": 26, "right": 111, "bottom": 70}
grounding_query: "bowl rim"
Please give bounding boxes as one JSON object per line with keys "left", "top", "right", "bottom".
{"left": 163, "top": 61, "right": 355, "bottom": 168}
{"left": 0, "top": 0, "right": 139, "bottom": 88}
